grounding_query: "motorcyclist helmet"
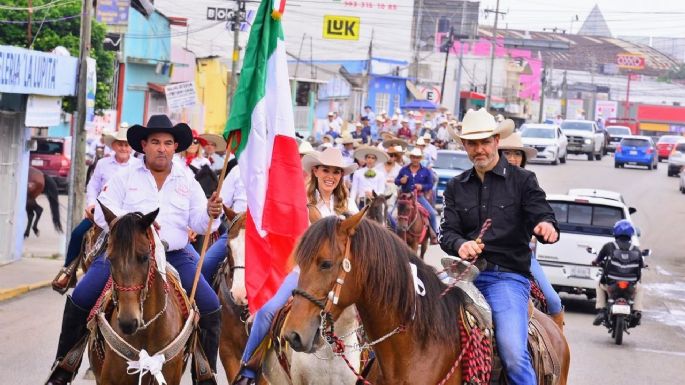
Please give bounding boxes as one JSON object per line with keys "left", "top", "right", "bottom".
{"left": 613, "top": 219, "right": 635, "bottom": 238}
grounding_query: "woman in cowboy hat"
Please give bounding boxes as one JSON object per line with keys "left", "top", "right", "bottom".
{"left": 497, "top": 133, "right": 565, "bottom": 330}
{"left": 350, "top": 146, "right": 388, "bottom": 208}
{"left": 52, "top": 123, "right": 142, "bottom": 293}
{"left": 200, "top": 133, "right": 228, "bottom": 172}
{"left": 232, "top": 148, "right": 358, "bottom": 385}
{"left": 397, "top": 117, "right": 412, "bottom": 140}
{"left": 176, "top": 129, "right": 211, "bottom": 171}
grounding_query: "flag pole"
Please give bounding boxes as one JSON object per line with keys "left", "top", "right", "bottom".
{"left": 189, "top": 134, "right": 237, "bottom": 305}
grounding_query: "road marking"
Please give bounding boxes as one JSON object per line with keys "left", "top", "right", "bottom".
{"left": 634, "top": 348, "right": 685, "bottom": 357}
{"left": 655, "top": 265, "right": 673, "bottom": 276}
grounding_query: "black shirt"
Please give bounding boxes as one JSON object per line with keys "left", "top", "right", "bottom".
{"left": 439, "top": 156, "right": 559, "bottom": 275}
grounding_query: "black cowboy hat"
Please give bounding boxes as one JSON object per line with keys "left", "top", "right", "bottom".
{"left": 127, "top": 115, "right": 193, "bottom": 154}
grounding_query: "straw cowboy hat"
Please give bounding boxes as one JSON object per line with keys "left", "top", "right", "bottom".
{"left": 354, "top": 145, "right": 389, "bottom": 163}
{"left": 200, "top": 133, "right": 227, "bottom": 152}
{"left": 302, "top": 147, "right": 358, "bottom": 175}
{"left": 335, "top": 133, "right": 361, "bottom": 146}
{"left": 380, "top": 131, "right": 397, "bottom": 141}
{"left": 103, "top": 122, "right": 130, "bottom": 147}
{"left": 415, "top": 137, "right": 428, "bottom": 146}
{"left": 322, "top": 134, "right": 334, "bottom": 143}
{"left": 127, "top": 115, "right": 192, "bottom": 153}
{"left": 386, "top": 144, "right": 405, "bottom": 155}
{"left": 382, "top": 137, "right": 409, "bottom": 150}
{"left": 298, "top": 140, "right": 315, "bottom": 155}
{"left": 448, "top": 108, "right": 514, "bottom": 142}
{"left": 423, "top": 121, "right": 433, "bottom": 130}
{"left": 407, "top": 147, "right": 423, "bottom": 158}
{"left": 498, "top": 132, "right": 537, "bottom": 160}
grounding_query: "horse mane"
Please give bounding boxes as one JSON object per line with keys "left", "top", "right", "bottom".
{"left": 295, "top": 216, "right": 460, "bottom": 347}
{"left": 106, "top": 212, "right": 144, "bottom": 260}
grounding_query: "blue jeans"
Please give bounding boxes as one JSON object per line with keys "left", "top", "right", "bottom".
{"left": 417, "top": 195, "right": 438, "bottom": 234}
{"left": 71, "top": 244, "right": 220, "bottom": 315}
{"left": 530, "top": 256, "right": 563, "bottom": 315}
{"left": 202, "top": 232, "right": 228, "bottom": 285}
{"left": 64, "top": 219, "right": 93, "bottom": 267}
{"left": 240, "top": 270, "right": 299, "bottom": 379}
{"left": 475, "top": 271, "right": 536, "bottom": 385}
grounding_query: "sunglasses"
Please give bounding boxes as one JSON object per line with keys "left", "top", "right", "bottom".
{"left": 192, "top": 139, "right": 200, "bottom": 144}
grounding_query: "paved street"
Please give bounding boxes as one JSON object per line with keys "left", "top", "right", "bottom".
{"left": 2, "top": 154, "right": 684, "bottom": 384}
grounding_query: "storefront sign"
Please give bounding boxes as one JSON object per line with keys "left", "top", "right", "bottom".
{"left": 323, "top": 15, "right": 360, "bottom": 40}
{"left": 165, "top": 81, "right": 197, "bottom": 110}
{"left": 0, "top": 45, "right": 77, "bottom": 96}
{"left": 96, "top": 0, "right": 131, "bottom": 26}
{"left": 616, "top": 53, "right": 645, "bottom": 70}
{"left": 25, "top": 95, "right": 62, "bottom": 127}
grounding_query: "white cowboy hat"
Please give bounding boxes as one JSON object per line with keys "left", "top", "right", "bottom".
{"left": 200, "top": 133, "right": 227, "bottom": 152}
{"left": 322, "top": 134, "right": 334, "bottom": 143}
{"left": 415, "top": 137, "right": 427, "bottom": 146}
{"left": 391, "top": 115, "right": 399, "bottom": 121}
{"left": 448, "top": 108, "right": 514, "bottom": 142}
{"left": 424, "top": 121, "right": 433, "bottom": 129}
{"left": 302, "top": 147, "right": 358, "bottom": 175}
{"left": 386, "top": 144, "right": 405, "bottom": 154}
{"left": 298, "top": 140, "right": 315, "bottom": 155}
{"left": 335, "top": 133, "right": 361, "bottom": 146}
{"left": 498, "top": 132, "right": 537, "bottom": 160}
{"left": 103, "top": 123, "right": 130, "bottom": 147}
{"left": 327, "top": 111, "right": 335, "bottom": 117}
{"left": 400, "top": 117, "right": 409, "bottom": 123}
{"left": 382, "top": 138, "right": 408, "bottom": 150}
{"left": 407, "top": 147, "right": 423, "bottom": 158}
{"left": 354, "top": 145, "right": 389, "bottom": 163}
{"left": 375, "top": 116, "right": 386, "bottom": 123}
{"left": 355, "top": 122, "right": 363, "bottom": 128}
{"left": 422, "top": 132, "right": 433, "bottom": 142}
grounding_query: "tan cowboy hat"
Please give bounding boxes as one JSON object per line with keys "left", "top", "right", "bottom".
{"left": 354, "top": 145, "right": 389, "bottom": 163}
{"left": 298, "top": 140, "right": 315, "bottom": 155}
{"left": 448, "top": 108, "right": 514, "bottom": 142}
{"left": 200, "top": 133, "right": 227, "bottom": 152}
{"left": 382, "top": 138, "right": 408, "bottom": 150}
{"left": 380, "top": 131, "right": 397, "bottom": 141}
{"left": 335, "top": 133, "right": 361, "bottom": 146}
{"left": 415, "top": 137, "right": 427, "bottom": 146}
{"left": 375, "top": 116, "right": 386, "bottom": 123}
{"left": 103, "top": 123, "right": 130, "bottom": 147}
{"left": 386, "top": 144, "right": 405, "bottom": 154}
{"left": 407, "top": 147, "right": 423, "bottom": 158}
{"left": 302, "top": 147, "right": 358, "bottom": 175}
{"left": 322, "top": 134, "right": 334, "bottom": 143}
{"left": 498, "top": 132, "right": 537, "bottom": 160}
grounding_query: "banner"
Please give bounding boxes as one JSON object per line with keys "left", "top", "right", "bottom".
{"left": 25, "top": 95, "right": 62, "bottom": 127}
{"left": 0, "top": 45, "right": 78, "bottom": 96}
{"left": 96, "top": 0, "right": 131, "bottom": 26}
{"left": 165, "top": 81, "right": 197, "bottom": 110}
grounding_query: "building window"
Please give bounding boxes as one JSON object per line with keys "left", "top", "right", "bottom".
{"left": 375, "top": 92, "right": 389, "bottom": 115}
{"left": 295, "top": 82, "right": 311, "bottom": 107}
{"left": 393, "top": 94, "right": 400, "bottom": 114}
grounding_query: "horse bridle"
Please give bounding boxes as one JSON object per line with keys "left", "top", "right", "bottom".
{"left": 396, "top": 193, "right": 421, "bottom": 239}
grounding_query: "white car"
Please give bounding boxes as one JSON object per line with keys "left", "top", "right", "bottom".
{"left": 567, "top": 188, "right": 626, "bottom": 204}
{"left": 536, "top": 194, "right": 640, "bottom": 300}
{"left": 520, "top": 124, "right": 568, "bottom": 165}
{"left": 560, "top": 120, "right": 606, "bottom": 161}
{"left": 667, "top": 141, "right": 685, "bottom": 177}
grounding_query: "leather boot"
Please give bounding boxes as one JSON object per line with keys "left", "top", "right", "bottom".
{"left": 551, "top": 307, "right": 565, "bottom": 332}
{"left": 196, "top": 308, "right": 222, "bottom": 385}
{"left": 592, "top": 308, "right": 606, "bottom": 326}
{"left": 45, "top": 296, "right": 90, "bottom": 385}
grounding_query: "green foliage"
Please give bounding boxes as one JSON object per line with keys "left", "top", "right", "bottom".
{"left": 0, "top": 0, "right": 115, "bottom": 112}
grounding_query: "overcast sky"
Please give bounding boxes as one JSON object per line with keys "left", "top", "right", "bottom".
{"left": 479, "top": 0, "right": 685, "bottom": 37}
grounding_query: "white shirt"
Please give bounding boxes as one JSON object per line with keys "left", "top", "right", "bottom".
{"left": 86, "top": 156, "right": 141, "bottom": 207}
{"left": 424, "top": 144, "right": 438, "bottom": 165}
{"left": 95, "top": 161, "right": 219, "bottom": 251}
{"left": 377, "top": 162, "right": 402, "bottom": 184}
{"left": 327, "top": 119, "right": 342, "bottom": 134}
{"left": 350, "top": 167, "right": 386, "bottom": 201}
{"left": 221, "top": 166, "right": 247, "bottom": 212}
{"left": 436, "top": 126, "right": 449, "bottom": 142}
{"left": 314, "top": 190, "right": 358, "bottom": 218}
{"left": 206, "top": 153, "right": 225, "bottom": 172}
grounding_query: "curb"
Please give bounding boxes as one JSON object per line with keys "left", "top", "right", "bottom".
{"left": 0, "top": 279, "right": 53, "bottom": 302}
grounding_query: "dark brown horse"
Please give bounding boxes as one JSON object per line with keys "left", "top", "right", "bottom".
{"left": 395, "top": 191, "right": 429, "bottom": 259}
{"left": 90, "top": 205, "right": 189, "bottom": 385}
{"left": 26, "top": 167, "right": 62, "bottom": 238}
{"left": 364, "top": 191, "right": 393, "bottom": 229}
{"left": 283, "top": 211, "right": 570, "bottom": 385}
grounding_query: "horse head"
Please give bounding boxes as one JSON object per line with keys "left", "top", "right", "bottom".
{"left": 224, "top": 206, "right": 248, "bottom": 306}
{"left": 396, "top": 191, "right": 416, "bottom": 232}
{"left": 99, "top": 202, "right": 159, "bottom": 335}
{"left": 366, "top": 191, "right": 393, "bottom": 227}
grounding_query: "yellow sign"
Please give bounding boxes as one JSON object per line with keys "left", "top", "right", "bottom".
{"left": 323, "top": 15, "right": 360, "bottom": 40}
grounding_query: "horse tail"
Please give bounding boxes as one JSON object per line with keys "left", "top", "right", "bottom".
{"left": 43, "top": 175, "right": 63, "bottom": 233}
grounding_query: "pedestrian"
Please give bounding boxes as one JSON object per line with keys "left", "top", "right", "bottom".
{"left": 363, "top": 105, "right": 376, "bottom": 123}
{"left": 440, "top": 108, "right": 559, "bottom": 385}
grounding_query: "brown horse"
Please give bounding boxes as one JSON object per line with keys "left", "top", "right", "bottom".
{"left": 283, "top": 211, "right": 570, "bottom": 385}
{"left": 89, "top": 206, "right": 189, "bottom": 385}
{"left": 364, "top": 191, "right": 393, "bottom": 229}
{"left": 396, "top": 191, "right": 429, "bottom": 259}
{"left": 26, "top": 167, "right": 63, "bottom": 238}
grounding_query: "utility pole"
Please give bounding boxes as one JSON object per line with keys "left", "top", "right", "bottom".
{"left": 412, "top": 0, "right": 424, "bottom": 81}
{"left": 624, "top": 72, "right": 633, "bottom": 119}
{"left": 227, "top": 0, "right": 246, "bottom": 115}
{"left": 561, "top": 70, "right": 568, "bottom": 118}
{"left": 27, "top": 0, "right": 33, "bottom": 47}
{"left": 454, "top": 43, "right": 465, "bottom": 120}
{"left": 440, "top": 27, "right": 454, "bottom": 101}
{"left": 538, "top": 63, "right": 546, "bottom": 123}
{"left": 67, "top": 0, "right": 93, "bottom": 237}
{"left": 484, "top": 0, "right": 506, "bottom": 111}
{"left": 590, "top": 56, "right": 596, "bottom": 121}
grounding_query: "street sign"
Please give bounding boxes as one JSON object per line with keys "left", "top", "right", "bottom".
{"left": 616, "top": 53, "right": 645, "bottom": 70}
{"left": 419, "top": 86, "right": 441, "bottom": 104}
{"left": 323, "top": 15, "right": 360, "bottom": 40}
{"left": 207, "top": 7, "right": 233, "bottom": 21}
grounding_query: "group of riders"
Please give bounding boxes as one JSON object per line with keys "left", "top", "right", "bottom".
{"left": 46, "top": 107, "right": 646, "bottom": 385}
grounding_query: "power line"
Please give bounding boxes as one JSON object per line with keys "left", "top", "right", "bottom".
{"left": 0, "top": 0, "right": 78, "bottom": 11}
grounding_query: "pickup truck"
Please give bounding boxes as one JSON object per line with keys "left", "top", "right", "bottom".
{"left": 560, "top": 120, "right": 606, "bottom": 161}
{"left": 536, "top": 194, "right": 639, "bottom": 300}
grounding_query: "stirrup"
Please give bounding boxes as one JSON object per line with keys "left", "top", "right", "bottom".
{"left": 44, "top": 360, "right": 76, "bottom": 385}
{"left": 52, "top": 266, "right": 77, "bottom": 295}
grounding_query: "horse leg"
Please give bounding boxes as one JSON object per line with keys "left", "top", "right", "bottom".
{"left": 25, "top": 204, "right": 34, "bottom": 238}
{"left": 33, "top": 202, "right": 44, "bottom": 236}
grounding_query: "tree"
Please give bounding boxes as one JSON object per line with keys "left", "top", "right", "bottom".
{"left": 0, "top": 0, "right": 115, "bottom": 112}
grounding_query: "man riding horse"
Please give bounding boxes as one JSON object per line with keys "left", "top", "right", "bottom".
{"left": 45, "top": 115, "right": 224, "bottom": 385}
{"left": 439, "top": 108, "right": 560, "bottom": 385}
{"left": 395, "top": 147, "right": 439, "bottom": 244}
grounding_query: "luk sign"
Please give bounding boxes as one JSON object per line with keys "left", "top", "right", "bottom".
{"left": 323, "top": 15, "right": 360, "bottom": 41}
{"left": 616, "top": 53, "right": 645, "bottom": 70}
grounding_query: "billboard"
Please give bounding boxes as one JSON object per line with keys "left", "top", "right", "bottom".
{"left": 96, "top": 0, "right": 131, "bottom": 26}
{"left": 616, "top": 53, "right": 645, "bottom": 70}
{"left": 323, "top": 15, "right": 360, "bottom": 41}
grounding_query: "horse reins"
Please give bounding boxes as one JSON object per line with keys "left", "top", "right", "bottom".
{"left": 397, "top": 194, "right": 423, "bottom": 241}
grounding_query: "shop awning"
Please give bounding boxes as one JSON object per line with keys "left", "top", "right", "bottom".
{"left": 459, "top": 91, "right": 505, "bottom": 103}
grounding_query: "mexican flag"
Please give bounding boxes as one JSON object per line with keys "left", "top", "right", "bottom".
{"left": 224, "top": 0, "right": 308, "bottom": 313}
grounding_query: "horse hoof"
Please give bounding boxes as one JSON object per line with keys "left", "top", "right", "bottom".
{"left": 33, "top": 230, "right": 40, "bottom": 237}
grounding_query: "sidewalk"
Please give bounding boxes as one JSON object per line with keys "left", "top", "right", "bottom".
{"left": 0, "top": 257, "right": 63, "bottom": 301}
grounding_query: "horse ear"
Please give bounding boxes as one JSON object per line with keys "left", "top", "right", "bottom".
{"left": 139, "top": 208, "right": 159, "bottom": 230}
{"left": 384, "top": 193, "right": 393, "bottom": 200}
{"left": 224, "top": 206, "right": 237, "bottom": 222}
{"left": 98, "top": 200, "right": 117, "bottom": 226}
{"left": 372, "top": 190, "right": 378, "bottom": 198}
{"left": 339, "top": 206, "right": 368, "bottom": 236}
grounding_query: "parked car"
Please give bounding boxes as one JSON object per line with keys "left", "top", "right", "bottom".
{"left": 537, "top": 194, "right": 639, "bottom": 299}
{"left": 667, "top": 141, "right": 685, "bottom": 177}
{"left": 560, "top": 120, "right": 606, "bottom": 161}
{"left": 614, "top": 136, "right": 658, "bottom": 170}
{"left": 605, "top": 125, "right": 632, "bottom": 152}
{"left": 433, "top": 150, "right": 472, "bottom": 209}
{"left": 29, "top": 137, "right": 71, "bottom": 192}
{"left": 520, "top": 124, "right": 568, "bottom": 165}
{"left": 656, "top": 135, "right": 685, "bottom": 162}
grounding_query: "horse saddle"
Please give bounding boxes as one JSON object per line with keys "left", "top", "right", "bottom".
{"left": 243, "top": 298, "right": 294, "bottom": 380}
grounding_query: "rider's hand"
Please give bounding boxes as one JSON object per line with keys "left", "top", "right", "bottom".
{"left": 400, "top": 176, "right": 408, "bottom": 184}
{"left": 416, "top": 184, "right": 423, "bottom": 191}
{"left": 207, "top": 192, "right": 223, "bottom": 219}
{"left": 534, "top": 221, "right": 558, "bottom": 243}
{"left": 84, "top": 205, "right": 95, "bottom": 221}
{"left": 458, "top": 240, "right": 484, "bottom": 260}
{"left": 188, "top": 229, "right": 198, "bottom": 242}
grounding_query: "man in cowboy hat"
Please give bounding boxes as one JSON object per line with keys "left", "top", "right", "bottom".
{"left": 335, "top": 133, "right": 359, "bottom": 165}
{"left": 416, "top": 134, "right": 438, "bottom": 167}
{"left": 397, "top": 117, "right": 412, "bottom": 140}
{"left": 395, "top": 147, "right": 439, "bottom": 244}
{"left": 52, "top": 122, "right": 142, "bottom": 293}
{"left": 201, "top": 133, "right": 228, "bottom": 172}
{"left": 439, "top": 108, "right": 559, "bottom": 385}
{"left": 350, "top": 146, "right": 388, "bottom": 208}
{"left": 44, "top": 115, "right": 225, "bottom": 385}
{"left": 351, "top": 122, "right": 369, "bottom": 144}
{"left": 326, "top": 111, "right": 341, "bottom": 135}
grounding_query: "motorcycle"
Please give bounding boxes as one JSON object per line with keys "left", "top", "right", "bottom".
{"left": 586, "top": 246, "right": 650, "bottom": 345}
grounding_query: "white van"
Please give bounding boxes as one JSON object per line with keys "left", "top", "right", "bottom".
{"left": 537, "top": 194, "right": 639, "bottom": 300}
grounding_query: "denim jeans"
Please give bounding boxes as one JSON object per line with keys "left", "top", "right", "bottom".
{"left": 475, "top": 271, "right": 536, "bottom": 385}
{"left": 71, "top": 244, "right": 220, "bottom": 315}
{"left": 240, "top": 270, "right": 300, "bottom": 379}
{"left": 529, "top": 256, "right": 563, "bottom": 315}
{"left": 202, "top": 232, "right": 228, "bottom": 285}
{"left": 64, "top": 219, "right": 93, "bottom": 267}
{"left": 417, "top": 195, "right": 438, "bottom": 234}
